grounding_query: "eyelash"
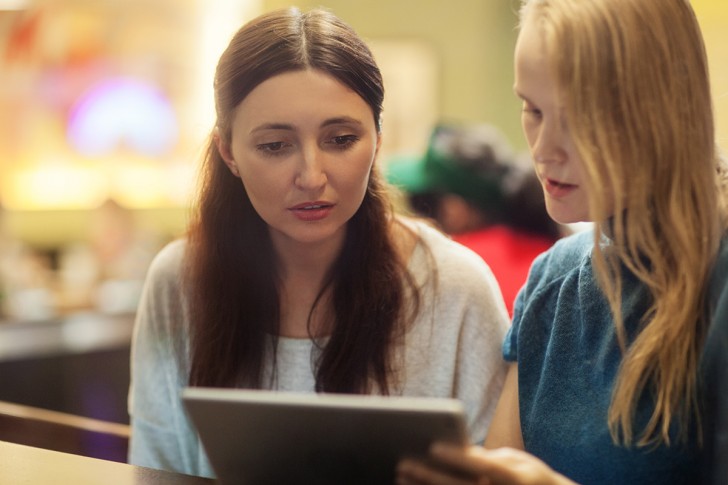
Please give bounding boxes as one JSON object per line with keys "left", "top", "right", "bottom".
{"left": 255, "top": 134, "right": 360, "bottom": 157}
{"left": 522, "top": 107, "right": 542, "bottom": 118}
{"left": 256, "top": 142, "right": 289, "bottom": 156}
{"left": 328, "top": 134, "right": 359, "bottom": 149}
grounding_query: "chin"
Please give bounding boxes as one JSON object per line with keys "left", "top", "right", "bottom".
{"left": 546, "top": 208, "right": 589, "bottom": 226}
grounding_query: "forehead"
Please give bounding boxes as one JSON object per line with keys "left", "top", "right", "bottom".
{"left": 514, "top": 17, "right": 548, "bottom": 81}
{"left": 233, "top": 69, "right": 374, "bottom": 127}
{"left": 514, "top": 18, "right": 562, "bottom": 103}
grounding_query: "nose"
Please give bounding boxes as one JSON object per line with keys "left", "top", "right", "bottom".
{"left": 532, "top": 116, "right": 567, "bottom": 164}
{"left": 294, "top": 145, "right": 327, "bottom": 190}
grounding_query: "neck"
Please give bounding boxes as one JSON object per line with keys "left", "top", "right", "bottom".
{"left": 273, "top": 233, "right": 344, "bottom": 282}
{"left": 271, "top": 230, "right": 345, "bottom": 339}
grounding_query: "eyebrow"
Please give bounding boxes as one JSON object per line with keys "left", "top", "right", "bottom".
{"left": 250, "top": 122, "right": 294, "bottom": 133}
{"left": 250, "top": 116, "right": 364, "bottom": 134}
{"left": 321, "top": 116, "right": 363, "bottom": 128}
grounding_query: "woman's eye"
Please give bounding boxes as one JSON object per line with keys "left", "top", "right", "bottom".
{"left": 521, "top": 103, "right": 542, "bottom": 119}
{"left": 329, "top": 134, "right": 359, "bottom": 149}
{"left": 256, "top": 141, "right": 288, "bottom": 155}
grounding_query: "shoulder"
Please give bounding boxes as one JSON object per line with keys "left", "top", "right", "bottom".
{"left": 405, "top": 220, "right": 509, "bottom": 319}
{"left": 403, "top": 219, "right": 510, "bottom": 326}
{"left": 409, "top": 219, "right": 499, "bottom": 284}
{"left": 147, "top": 239, "right": 186, "bottom": 280}
{"left": 510, "top": 229, "right": 596, "bottom": 323}
{"left": 141, "top": 238, "right": 187, "bottom": 300}
{"left": 134, "top": 239, "right": 190, "bottom": 349}
{"left": 525, "top": 229, "right": 594, "bottom": 288}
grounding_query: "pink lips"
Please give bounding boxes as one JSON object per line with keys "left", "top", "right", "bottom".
{"left": 288, "top": 201, "right": 334, "bottom": 221}
{"left": 544, "top": 178, "right": 577, "bottom": 198}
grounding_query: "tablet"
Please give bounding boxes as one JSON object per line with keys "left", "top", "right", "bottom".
{"left": 182, "top": 387, "right": 468, "bottom": 485}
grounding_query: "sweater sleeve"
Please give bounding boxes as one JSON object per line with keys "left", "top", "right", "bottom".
{"left": 127, "top": 240, "right": 209, "bottom": 477}
{"left": 408, "top": 224, "right": 510, "bottom": 445}
{"left": 452, "top": 265, "right": 510, "bottom": 445}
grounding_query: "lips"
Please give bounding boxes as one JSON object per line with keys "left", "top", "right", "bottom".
{"left": 544, "top": 178, "right": 577, "bottom": 198}
{"left": 289, "top": 201, "right": 333, "bottom": 211}
{"left": 289, "top": 201, "right": 335, "bottom": 221}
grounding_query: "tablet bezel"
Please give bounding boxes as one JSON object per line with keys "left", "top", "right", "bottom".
{"left": 182, "top": 387, "right": 468, "bottom": 484}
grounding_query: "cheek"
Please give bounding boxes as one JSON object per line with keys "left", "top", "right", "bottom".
{"left": 239, "top": 164, "right": 282, "bottom": 201}
{"left": 339, "top": 165, "right": 372, "bottom": 204}
{"left": 521, "top": 122, "right": 538, "bottom": 149}
{"left": 339, "top": 150, "right": 375, "bottom": 187}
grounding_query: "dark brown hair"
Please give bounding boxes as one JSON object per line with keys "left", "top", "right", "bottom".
{"left": 184, "top": 7, "right": 417, "bottom": 394}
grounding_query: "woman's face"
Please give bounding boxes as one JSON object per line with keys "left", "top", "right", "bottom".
{"left": 218, "top": 69, "right": 380, "bottom": 253}
{"left": 514, "top": 17, "right": 593, "bottom": 224}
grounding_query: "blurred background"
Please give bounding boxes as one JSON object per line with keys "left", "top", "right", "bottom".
{"left": 0, "top": 0, "right": 726, "bottom": 428}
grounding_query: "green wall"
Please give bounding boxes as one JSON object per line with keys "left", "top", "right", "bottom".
{"left": 263, "top": 0, "right": 525, "bottom": 148}
{"left": 262, "top": 0, "right": 728, "bottom": 153}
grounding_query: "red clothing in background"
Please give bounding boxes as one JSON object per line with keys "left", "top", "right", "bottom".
{"left": 453, "top": 224, "right": 556, "bottom": 316}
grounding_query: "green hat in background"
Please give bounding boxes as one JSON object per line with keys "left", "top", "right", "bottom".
{"left": 385, "top": 123, "right": 515, "bottom": 212}
{"left": 385, "top": 153, "right": 435, "bottom": 194}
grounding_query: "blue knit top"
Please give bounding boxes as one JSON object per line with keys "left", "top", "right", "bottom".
{"left": 504, "top": 229, "right": 728, "bottom": 484}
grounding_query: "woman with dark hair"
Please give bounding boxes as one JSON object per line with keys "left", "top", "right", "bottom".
{"left": 128, "top": 7, "right": 509, "bottom": 478}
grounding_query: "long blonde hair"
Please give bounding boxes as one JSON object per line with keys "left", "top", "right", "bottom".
{"left": 521, "top": 0, "right": 728, "bottom": 446}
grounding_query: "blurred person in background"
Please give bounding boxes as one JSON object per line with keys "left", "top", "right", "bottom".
{"left": 88, "top": 198, "right": 163, "bottom": 314}
{"left": 128, "top": 7, "right": 509, "bottom": 478}
{"left": 53, "top": 199, "right": 164, "bottom": 315}
{"left": 88, "top": 199, "right": 161, "bottom": 284}
{"left": 387, "top": 123, "right": 565, "bottom": 315}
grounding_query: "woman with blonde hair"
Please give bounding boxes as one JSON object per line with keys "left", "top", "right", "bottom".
{"left": 398, "top": 0, "right": 728, "bottom": 483}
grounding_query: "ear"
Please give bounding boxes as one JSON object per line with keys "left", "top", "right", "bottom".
{"left": 213, "top": 127, "right": 240, "bottom": 177}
